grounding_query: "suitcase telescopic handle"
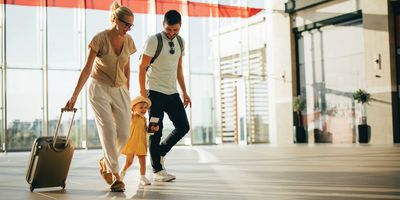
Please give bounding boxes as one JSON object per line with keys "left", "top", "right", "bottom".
{"left": 52, "top": 108, "right": 77, "bottom": 149}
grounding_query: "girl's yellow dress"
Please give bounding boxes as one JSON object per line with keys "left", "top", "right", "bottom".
{"left": 122, "top": 113, "right": 147, "bottom": 156}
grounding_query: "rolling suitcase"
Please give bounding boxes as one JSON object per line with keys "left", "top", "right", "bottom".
{"left": 26, "top": 108, "right": 77, "bottom": 192}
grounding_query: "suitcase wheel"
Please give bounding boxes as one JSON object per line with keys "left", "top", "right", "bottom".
{"left": 61, "top": 183, "right": 66, "bottom": 190}
{"left": 30, "top": 185, "right": 34, "bottom": 192}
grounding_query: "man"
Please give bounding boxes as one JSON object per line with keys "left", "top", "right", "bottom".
{"left": 138, "top": 10, "right": 191, "bottom": 182}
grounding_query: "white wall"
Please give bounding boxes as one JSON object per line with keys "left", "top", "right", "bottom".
{"left": 265, "top": 0, "right": 293, "bottom": 144}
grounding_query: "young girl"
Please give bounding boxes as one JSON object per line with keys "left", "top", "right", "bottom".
{"left": 120, "top": 96, "right": 158, "bottom": 186}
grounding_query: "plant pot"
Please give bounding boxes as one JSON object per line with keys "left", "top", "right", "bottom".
{"left": 358, "top": 124, "right": 371, "bottom": 143}
{"left": 294, "top": 126, "right": 307, "bottom": 143}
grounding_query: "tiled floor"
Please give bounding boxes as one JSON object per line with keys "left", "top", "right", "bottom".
{"left": 1, "top": 144, "right": 400, "bottom": 200}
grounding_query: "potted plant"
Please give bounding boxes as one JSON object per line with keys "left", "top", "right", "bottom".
{"left": 353, "top": 89, "right": 371, "bottom": 143}
{"left": 293, "top": 95, "right": 307, "bottom": 143}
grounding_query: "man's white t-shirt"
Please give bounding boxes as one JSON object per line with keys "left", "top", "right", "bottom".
{"left": 143, "top": 32, "right": 185, "bottom": 95}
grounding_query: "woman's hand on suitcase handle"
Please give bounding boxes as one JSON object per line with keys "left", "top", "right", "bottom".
{"left": 64, "top": 96, "right": 77, "bottom": 112}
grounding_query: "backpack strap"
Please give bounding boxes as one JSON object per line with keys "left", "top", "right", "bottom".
{"left": 176, "top": 35, "right": 184, "bottom": 55}
{"left": 150, "top": 33, "right": 163, "bottom": 64}
{"left": 145, "top": 33, "right": 163, "bottom": 71}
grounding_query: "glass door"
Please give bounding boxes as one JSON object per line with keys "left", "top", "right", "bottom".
{"left": 297, "top": 19, "right": 364, "bottom": 143}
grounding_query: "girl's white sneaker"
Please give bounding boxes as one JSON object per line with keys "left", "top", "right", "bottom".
{"left": 140, "top": 176, "right": 151, "bottom": 186}
{"left": 119, "top": 169, "right": 127, "bottom": 181}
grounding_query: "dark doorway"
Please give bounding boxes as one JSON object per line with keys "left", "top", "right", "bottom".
{"left": 391, "top": 0, "right": 400, "bottom": 143}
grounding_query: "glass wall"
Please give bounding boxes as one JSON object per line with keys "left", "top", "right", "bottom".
{"left": 6, "top": 5, "right": 41, "bottom": 68}
{"left": 47, "top": 6, "right": 84, "bottom": 148}
{"left": 6, "top": 69, "right": 43, "bottom": 150}
{"left": 297, "top": 19, "right": 364, "bottom": 143}
{"left": 187, "top": 14, "right": 217, "bottom": 144}
{"left": 48, "top": 71, "right": 82, "bottom": 147}
{"left": 212, "top": 14, "right": 268, "bottom": 144}
{"left": 47, "top": 8, "right": 81, "bottom": 69}
{"left": 5, "top": 5, "right": 43, "bottom": 151}
{"left": 1, "top": 1, "right": 266, "bottom": 150}
{"left": 190, "top": 75, "right": 215, "bottom": 144}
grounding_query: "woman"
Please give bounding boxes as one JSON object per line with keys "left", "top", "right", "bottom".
{"left": 64, "top": 1, "right": 136, "bottom": 192}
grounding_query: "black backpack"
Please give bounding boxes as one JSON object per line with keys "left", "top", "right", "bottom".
{"left": 146, "top": 32, "right": 184, "bottom": 70}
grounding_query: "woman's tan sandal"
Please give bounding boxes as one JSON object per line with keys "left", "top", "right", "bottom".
{"left": 99, "top": 158, "right": 113, "bottom": 185}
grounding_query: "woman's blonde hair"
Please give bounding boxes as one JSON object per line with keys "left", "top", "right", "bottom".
{"left": 110, "top": 1, "right": 133, "bottom": 23}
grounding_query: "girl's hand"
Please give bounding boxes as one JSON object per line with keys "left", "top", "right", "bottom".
{"left": 149, "top": 125, "right": 159, "bottom": 132}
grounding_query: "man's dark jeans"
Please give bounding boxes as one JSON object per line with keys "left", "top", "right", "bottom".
{"left": 148, "top": 90, "right": 190, "bottom": 173}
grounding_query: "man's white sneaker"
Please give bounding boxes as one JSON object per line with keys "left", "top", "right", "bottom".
{"left": 154, "top": 170, "right": 176, "bottom": 182}
{"left": 139, "top": 176, "right": 151, "bottom": 186}
{"left": 165, "top": 170, "right": 176, "bottom": 179}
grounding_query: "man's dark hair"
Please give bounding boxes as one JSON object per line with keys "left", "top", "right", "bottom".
{"left": 164, "top": 10, "right": 181, "bottom": 25}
